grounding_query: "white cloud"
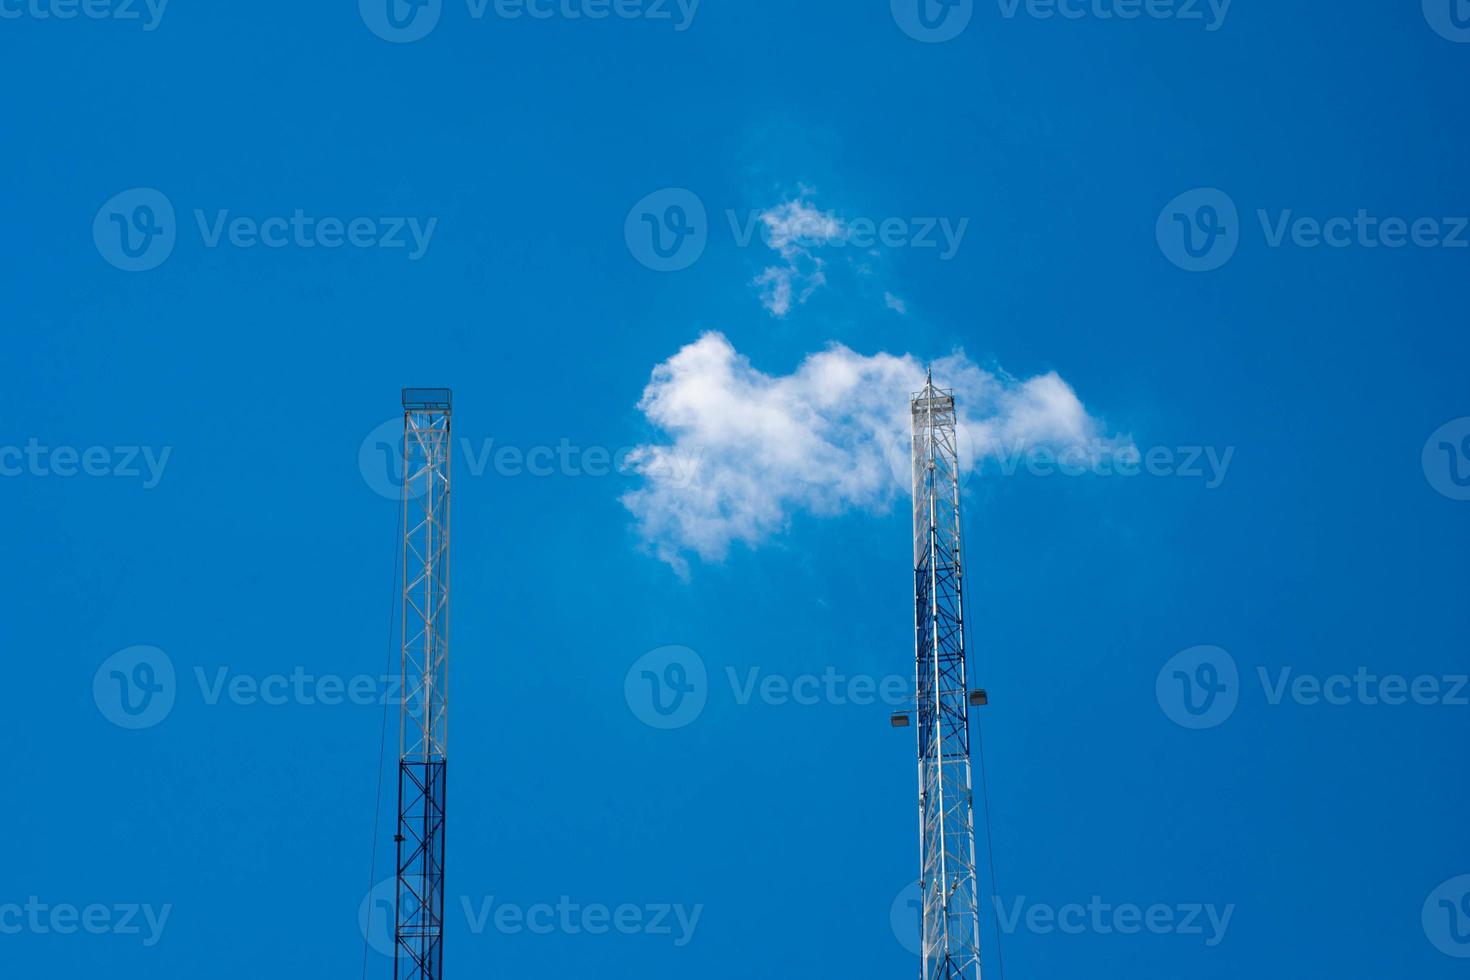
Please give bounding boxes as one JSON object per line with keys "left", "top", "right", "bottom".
{"left": 751, "top": 198, "right": 843, "bottom": 317}
{"left": 621, "top": 332, "right": 1127, "bottom": 574}
{"left": 884, "top": 292, "right": 908, "bottom": 315}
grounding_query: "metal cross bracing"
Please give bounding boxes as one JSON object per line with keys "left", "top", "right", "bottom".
{"left": 911, "top": 374, "right": 983, "bottom": 980}
{"left": 395, "top": 388, "right": 452, "bottom": 980}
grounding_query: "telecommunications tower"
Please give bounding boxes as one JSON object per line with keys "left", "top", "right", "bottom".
{"left": 394, "top": 388, "right": 452, "bottom": 980}
{"left": 910, "top": 374, "right": 983, "bottom": 980}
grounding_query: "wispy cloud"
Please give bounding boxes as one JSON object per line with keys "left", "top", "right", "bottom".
{"left": 760, "top": 199, "right": 845, "bottom": 255}
{"left": 621, "top": 332, "right": 1126, "bottom": 574}
{"left": 751, "top": 198, "right": 844, "bottom": 317}
{"left": 884, "top": 291, "right": 908, "bottom": 315}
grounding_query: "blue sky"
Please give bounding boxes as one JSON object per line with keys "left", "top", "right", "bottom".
{"left": 2, "top": 1, "right": 1469, "bottom": 978}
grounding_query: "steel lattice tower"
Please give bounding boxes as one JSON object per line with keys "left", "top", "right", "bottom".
{"left": 911, "top": 375, "right": 983, "bottom": 980}
{"left": 395, "top": 388, "right": 452, "bottom": 980}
